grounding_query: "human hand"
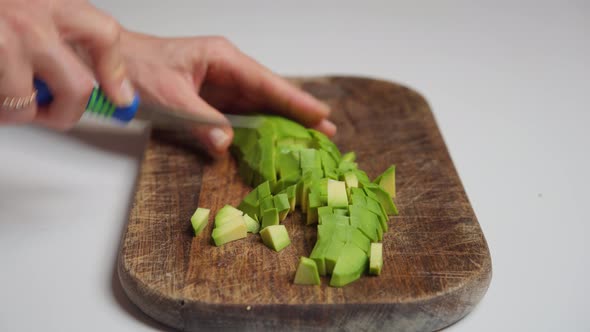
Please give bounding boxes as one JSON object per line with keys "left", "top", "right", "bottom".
{"left": 0, "top": 0, "right": 134, "bottom": 129}
{"left": 119, "top": 30, "right": 337, "bottom": 158}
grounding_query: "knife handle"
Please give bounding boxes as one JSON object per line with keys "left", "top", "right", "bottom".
{"left": 34, "top": 78, "right": 140, "bottom": 123}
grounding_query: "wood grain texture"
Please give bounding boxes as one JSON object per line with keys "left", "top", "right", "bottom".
{"left": 118, "top": 76, "right": 492, "bottom": 331}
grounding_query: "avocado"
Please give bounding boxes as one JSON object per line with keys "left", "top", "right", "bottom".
{"left": 261, "top": 208, "right": 279, "bottom": 230}
{"left": 369, "top": 242, "right": 383, "bottom": 275}
{"left": 273, "top": 193, "right": 291, "bottom": 221}
{"left": 190, "top": 207, "right": 210, "bottom": 236}
{"left": 330, "top": 243, "right": 369, "bottom": 287}
{"left": 214, "top": 205, "right": 244, "bottom": 228}
{"left": 259, "top": 196, "right": 275, "bottom": 217}
{"left": 294, "top": 257, "right": 321, "bottom": 285}
{"left": 306, "top": 192, "right": 323, "bottom": 225}
{"left": 324, "top": 240, "right": 346, "bottom": 275}
{"left": 341, "top": 151, "right": 356, "bottom": 162}
{"left": 364, "top": 184, "right": 398, "bottom": 216}
{"left": 327, "top": 180, "right": 348, "bottom": 208}
{"left": 374, "top": 165, "right": 396, "bottom": 198}
{"left": 211, "top": 216, "right": 248, "bottom": 246}
{"left": 260, "top": 225, "right": 291, "bottom": 252}
{"left": 243, "top": 214, "right": 260, "bottom": 234}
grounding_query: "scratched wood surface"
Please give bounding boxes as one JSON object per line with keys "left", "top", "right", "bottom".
{"left": 117, "top": 76, "right": 492, "bottom": 331}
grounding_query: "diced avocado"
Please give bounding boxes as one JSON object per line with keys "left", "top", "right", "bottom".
{"left": 320, "top": 213, "right": 349, "bottom": 226}
{"left": 319, "top": 223, "right": 351, "bottom": 244}
{"left": 190, "top": 207, "right": 210, "bottom": 236}
{"left": 309, "top": 239, "right": 330, "bottom": 276}
{"left": 351, "top": 169, "right": 372, "bottom": 187}
{"left": 259, "top": 196, "right": 275, "bottom": 216}
{"left": 350, "top": 228, "right": 371, "bottom": 254}
{"left": 333, "top": 208, "right": 348, "bottom": 216}
{"left": 260, "top": 225, "right": 291, "bottom": 252}
{"left": 349, "top": 204, "right": 383, "bottom": 241}
{"left": 243, "top": 214, "right": 260, "bottom": 234}
{"left": 341, "top": 152, "right": 356, "bottom": 162}
{"left": 374, "top": 165, "right": 396, "bottom": 198}
{"left": 277, "top": 151, "right": 301, "bottom": 180}
{"left": 273, "top": 194, "right": 291, "bottom": 221}
{"left": 214, "top": 205, "right": 243, "bottom": 228}
{"left": 365, "top": 185, "right": 399, "bottom": 216}
{"left": 306, "top": 192, "right": 323, "bottom": 225}
{"left": 338, "top": 160, "right": 358, "bottom": 173}
{"left": 320, "top": 150, "right": 339, "bottom": 180}
{"left": 369, "top": 243, "right": 383, "bottom": 275}
{"left": 272, "top": 116, "right": 312, "bottom": 139}
{"left": 364, "top": 196, "right": 389, "bottom": 232}
{"left": 237, "top": 190, "right": 259, "bottom": 220}
{"left": 300, "top": 149, "right": 322, "bottom": 169}
{"left": 342, "top": 172, "right": 359, "bottom": 192}
{"left": 261, "top": 208, "right": 279, "bottom": 229}
{"left": 330, "top": 243, "right": 369, "bottom": 287}
{"left": 325, "top": 240, "right": 346, "bottom": 275}
{"left": 255, "top": 181, "right": 272, "bottom": 199}
{"left": 284, "top": 184, "right": 297, "bottom": 211}
{"left": 317, "top": 206, "right": 333, "bottom": 223}
{"left": 211, "top": 216, "right": 247, "bottom": 246}
{"left": 294, "top": 257, "right": 321, "bottom": 285}
{"left": 349, "top": 214, "right": 379, "bottom": 243}
{"left": 327, "top": 180, "right": 348, "bottom": 208}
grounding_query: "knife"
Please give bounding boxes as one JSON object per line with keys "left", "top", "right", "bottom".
{"left": 33, "top": 78, "right": 262, "bottom": 129}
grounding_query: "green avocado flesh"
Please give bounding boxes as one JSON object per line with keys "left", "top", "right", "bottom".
{"left": 190, "top": 207, "right": 210, "bottom": 236}
{"left": 294, "top": 257, "right": 321, "bottom": 285}
{"left": 201, "top": 115, "right": 397, "bottom": 286}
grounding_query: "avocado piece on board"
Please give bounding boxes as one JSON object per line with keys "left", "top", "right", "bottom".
{"left": 211, "top": 216, "right": 248, "bottom": 246}
{"left": 341, "top": 152, "right": 356, "bottom": 163}
{"left": 364, "top": 184, "right": 399, "bottom": 216}
{"left": 325, "top": 240, "right": 346, "bottom": 275}
{"left": 190, "top": 207, "right": 210, "bottom": 236}
{"left": 294, "top": 257, "right": 321, "bottom": 285}
{"left": 374, "top": 165, "right": 396, "bottom": 198}
{"left": 309, "top": 238, "right": 330, "bottom": 276}
{"left": 261, "top": 208, "right": 279, "bottom": 230}
{"left": 306, "top": 192, "right": 323, "bottom": 225}
{"left": 317, "top": 206, "right": 333, "bottom": 222}
{"left": 273, "top": 193, "right": 291, "bottom": 221}
{"left": 243, "top": 214, "right": 260, "bottom": 234}
{"left": 320, "top": 213, "right": 349, "bottom": 226}
{"left": 260, "top": 225, "right": 291, "bottom": 252}
{"left": 214, "top": 205, "right": 243, "bottom": 228}
{"left": 327, "top": 180, "right": 348, "bottom": 208}
{"left": 369, "top": 242, "right": 383, "bottom": 275}
{"left": 330, "top": 243, "right": 369, "bottom": 287}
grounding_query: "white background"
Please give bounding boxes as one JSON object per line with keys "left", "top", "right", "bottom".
{"left": 1, "top": 1, "right": 588, "bottom": 331}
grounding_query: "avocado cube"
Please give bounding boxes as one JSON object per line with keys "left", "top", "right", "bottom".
{"left": 277, "top": 151, "right": 301, "bottom": 180}
{"left": 369, "top": 243, "right": 383, "bottom": 275}
{"left": 300, "top": 149, "right": 322, "bottom": 169}
{"left": 365, "top": 196, "right": 389, "bottom": 232}
{"left": 255, "top": 181, "right": 272, "bottom": 199}
{"left": 237, "top": 189, "right": 259, "bottom": 220}
{"left": 330, "top": 243, "right": 369, "bottom": 287}
{"left": 294, "top": 257, "right": 321, "bottom": 285}
{"left": 190, "top": 207, "right": 210, "bottom": 236}
{"left": 320, "top": 150, "right": 339, "bottom": 179}
{"left": 349, "top": 214, "right": 379, "bottom": 242}
{"left": 284, "top": 184, "right": 297, "bottom": 211}
{"left": 273, "top": 194, "right": 291, "bottom": 221}
{"left": 214, "top": 205, "right": 243, "bottom": 228}
{"left": 260, "top": 225, "right": 291, "bottom": 252}
{"left": 333, "top": 208, "right": 348, "bottom": 216}
{"left": 309, "top": 239, "right": 330, "bottom": 276}
{"left": 243, "top": 214, "right": 260, "bottom": 234}
{"left": 273, "top": 116, "right": 312, "bottom": 139}
{"left": 325, "top": 240, "right": 346, "bottom": 275}
{"left": 319, "top": 223, "right": 351, "bottom": 244}
{"left": 350, "top": 228, "right": 371, "bottom": 254}
{"left": 349, "top": 204, "right": 383, "bottom": 240}
{"left": 342, "top": 172, "right": 359, "bottom": 192}
{"left": 317, "top": 206, "right": 333, "bottom": 224}
{"left": 211, "top": 216, "right": 247, "bottom": 246}
{"left": 374, "top": 165, "right": 396, "bottom": 198}
{"left": 341, "top": 151, "right": 356, "bottom": 162}
{"left": 337, "top": 160, "right": 358, "bottom": 173}
{"left": 327, "top": 180, "right": 348, "bottom": 208}
{"left": 365, "top": 185, "right": 399, "bottom": 216}
{"left": 261, "top": 208, "right": 279, "bottom": 229}
{"left": 259, "top": 196, "right": 275, "bottom": 216}
{"left": 320, "top": 214, "right": 349, "bottom": 226}
{"left": 306, "top": 192, "right": 323, "bottom": 225}
{"left": 352, "top": 169, "right": 372, "bottom": 187}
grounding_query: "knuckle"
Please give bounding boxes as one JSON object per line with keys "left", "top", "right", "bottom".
{"left": 100, "top": 17, "right": 122, "bottom": 47}
{"left": 206, "top": 36, "right": 235, "bottom": 52}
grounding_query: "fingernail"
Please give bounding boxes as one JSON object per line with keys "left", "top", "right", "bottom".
{"left": 209, "top": 127, "right": 230, "bottom": 151}
{"left": 316, "top": 119, "right": 337, "bottom": 137}
{"left": 119, "top": 79, "right": 135, "bottom": 105}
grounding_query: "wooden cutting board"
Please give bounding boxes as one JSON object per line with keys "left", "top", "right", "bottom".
{"left": 118, "top": 76, "right": 492, "bottom": 331}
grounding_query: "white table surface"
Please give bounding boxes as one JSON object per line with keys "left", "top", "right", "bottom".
{"left": 1, "top": 1, "right": 588, "bottom": 331}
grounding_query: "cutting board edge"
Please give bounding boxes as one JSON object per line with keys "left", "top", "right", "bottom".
{"left": 117, "top": 251, "right": 491, "bottom": 331}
